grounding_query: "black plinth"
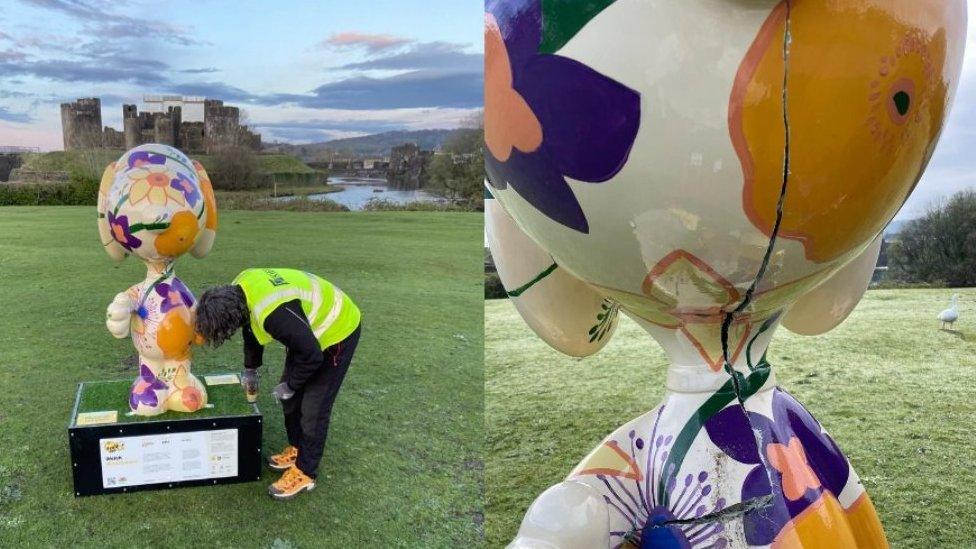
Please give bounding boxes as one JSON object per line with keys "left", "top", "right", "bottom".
{"left": 68, "top": 376, "right": 263, "bottom": 497}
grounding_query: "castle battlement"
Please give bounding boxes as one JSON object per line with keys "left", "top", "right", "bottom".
{"left": 60, "top": 96, "right": 261, "bottom": 154}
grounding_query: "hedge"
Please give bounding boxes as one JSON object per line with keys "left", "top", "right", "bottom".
{"left": 0, "top": 177, "right": 99, "bottom": 206}
{"left": 485, "top": 272, "right": 507, "bottom": 299}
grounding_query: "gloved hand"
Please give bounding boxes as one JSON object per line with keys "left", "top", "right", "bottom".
{"left": 271, "top": 382, "right": 295, "bottom": 403}
{"left": 242, "top": 368, "right": 259, "bottom": 403}
{"left": 106, "top": 292, "right": 135, "bottom": 339}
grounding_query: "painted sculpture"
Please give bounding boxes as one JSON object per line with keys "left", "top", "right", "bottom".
{"left": 98, "top": 144, "right": 218, "bottom": 416}
{"left": 485, "top": 1, "right": 966, "bottom": 547}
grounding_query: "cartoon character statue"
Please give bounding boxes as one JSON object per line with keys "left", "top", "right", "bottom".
{"left": 485, "top": 0, "right": 966, "bottom": 546}
{"left": 97, "top": 144, "right": 218, "bottom": 416}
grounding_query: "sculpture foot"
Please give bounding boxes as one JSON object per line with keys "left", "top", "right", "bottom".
{"left": 162, "top": 367, "right": 207, "bottom": 412}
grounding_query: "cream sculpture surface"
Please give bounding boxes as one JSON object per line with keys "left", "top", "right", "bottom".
{"left": 98, "top": 144, "right": 218, "bottom": 416}
{"left": 485, "top": 0, "right": 966, "bottom": 547}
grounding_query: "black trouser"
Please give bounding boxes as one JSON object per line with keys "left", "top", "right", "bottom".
{"left": 281, "top": 325, "right": 360, "bottom": 478}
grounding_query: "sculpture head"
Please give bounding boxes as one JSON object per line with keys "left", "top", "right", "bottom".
{"left": 485, "top": 0, "right": 966, "bottom": 368}
{"left": 97, "top": 144, "right": 218, "bottom": 266}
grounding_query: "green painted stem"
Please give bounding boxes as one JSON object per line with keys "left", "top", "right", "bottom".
{"left": 506, "top": 263, "right": 557, "bottom": 298}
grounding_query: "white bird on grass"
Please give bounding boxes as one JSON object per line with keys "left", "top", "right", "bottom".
{"left": 938, "top": 294, "right": 960, "bottom": 330}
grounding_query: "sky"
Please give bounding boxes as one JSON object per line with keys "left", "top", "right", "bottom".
{"left": 0, "top": 0, "right": 483, "bottom": 147}
{"left": 0, "top": 1, "right": 973, "bottom": 220}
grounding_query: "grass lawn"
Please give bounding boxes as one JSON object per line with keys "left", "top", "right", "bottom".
{"left": 0, "top": 206, "right": 484, "bottom": 547}
{"left": 486, "top": 289, "right": 976, "bottom": 547}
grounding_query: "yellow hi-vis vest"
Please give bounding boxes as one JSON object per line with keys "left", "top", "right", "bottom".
{"left": 234, "top": 268, "right": 360, "bottom": 349}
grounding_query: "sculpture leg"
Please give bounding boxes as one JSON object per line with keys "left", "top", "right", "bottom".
{"left": 162, "top": 359, "right": 208, "bottom": 413}
{"left": 128, "top": 358, "right": 169, "bottom": 416}
{"left": 512, "top": 386, "right": 887, "bottom": 548}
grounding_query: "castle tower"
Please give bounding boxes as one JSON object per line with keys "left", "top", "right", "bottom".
{"left": 203, "top": 99, "right": 240, "bottom": 153}
{"left": 153, "top": 106, "right": 182, "bottom": 146}
{"left": 122, "top": 104, "right": 140, "bottom": 149}
{"left": 60, "top": 98, "right": 103, "bottom": 150}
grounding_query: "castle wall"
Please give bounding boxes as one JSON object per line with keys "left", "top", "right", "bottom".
{"left": 102, "top": 127, "right": 124, "bottom": 149}
{"left": 0, "top": 153, "right": 23, "bottom": 181}
{"left": 180, "top": 122, "right": 205, "bottom": 153}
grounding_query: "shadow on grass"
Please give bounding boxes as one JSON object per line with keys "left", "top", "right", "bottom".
{"left": 939, "top": 328, "right": 968, "bottom": 341}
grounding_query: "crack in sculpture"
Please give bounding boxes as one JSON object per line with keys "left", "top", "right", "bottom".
{"left": 717, "top": 0, "right": 793, "bottom": 524}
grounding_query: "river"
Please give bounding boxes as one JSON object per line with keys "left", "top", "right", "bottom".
{"left": 306, "top": 177, "right": 444, "bottom": 210}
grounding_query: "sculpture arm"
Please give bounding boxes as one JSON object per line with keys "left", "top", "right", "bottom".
{"left": 782, "top": 234, "right": 882, "bottom": 335}
{"left": 509, "top": 480, "right": 612, "bottom": 549}
{"left": 105, "top": 283, "right": 142, "bottom": 339}
{"left": 487, "top": 196, "right": 618, "bottom": 358}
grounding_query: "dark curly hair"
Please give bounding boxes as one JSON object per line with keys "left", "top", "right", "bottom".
{"left": 196, "top": 285, "right": 249, "bottom": 347}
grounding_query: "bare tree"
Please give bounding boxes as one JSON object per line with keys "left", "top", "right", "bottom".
{"left": 888, "top": 189, "right": 976, "bottom": 287}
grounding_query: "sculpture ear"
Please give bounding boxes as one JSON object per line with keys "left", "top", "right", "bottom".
{"left": 487, "top": 192, "right": 617, "bottom": 357}
{"left": 96, "top": 161, "right": 127, "bottom": 262}
{"left": 190, "top": 159, "right": 218, "bottom": 259}
{"left": 783, "top": 234, "right": 883, "bottom": 336}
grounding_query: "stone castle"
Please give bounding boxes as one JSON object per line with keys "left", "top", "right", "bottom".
{"left": 60, "top": 97, "right": 261, "bottom": 153}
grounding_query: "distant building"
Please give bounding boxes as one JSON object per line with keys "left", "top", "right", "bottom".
{"left": 60, "top": 96, "right": 261, "bottom": 154}
{"left": 388, "top": 143, "right": 433, "bottom": 189}
{"left": 143, "top": 95, "right": 205, "bottom": 122}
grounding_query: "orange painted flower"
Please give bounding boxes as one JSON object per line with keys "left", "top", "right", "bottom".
{"left": 154, "top": 211, "right": 199, "bottom": 257}
{"left": 181, "top": 386, "right": 203, "bottom": 411}
{"left": 157, "top": 308, "right": 193, "bottom": 360}
{"left": 484, "top": 13, "right": 543, "bottom": 162}
{"left": 766, "top": 436, "right": 821, "bottom": 501}
{"left": 128, "top": 165, "right": 186, "bottom": 207}
{"left": 733, "top": 0, "right": 966, "bottom": 263}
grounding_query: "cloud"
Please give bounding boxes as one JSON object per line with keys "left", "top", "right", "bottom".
{"left": 180, "top": 67, "right": 219, "bottom": 74}
{"left": 0, "top": 49, "right": 27, "bottom": 62}
{"left": 339, "top": 41, "right": 481, "bottom": 72}
{"left": 259, "top": 126, "right": 369, "bottom": 144}
{"left": 0, "top": 106, "right": 33, "bottom": 123}
{"left": 255, "top": 118, "right": 405, "bottom": 136}
{"left": 320, "top": 32, "right": 412, "bottom": 54}
{"left": 19, "top": 0, "right": 205, "bottom": 46}
{"left": 0, "top": 57, "right": 169, "bottom": 86}
{"left": 270, "top": 69, "right": 482, "bottom": 110}
{"left": 244, "top": 104, "right": 482, "bottom": 144}
{"left": 164, "top": 81, "right": 259, "bottom": 103}
{"left": 18, "top": 0, "right": 100, "bottom": 21}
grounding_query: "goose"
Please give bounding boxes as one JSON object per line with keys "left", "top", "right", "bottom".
{"left": 938, "top": 294, "right": 960, "bottom": 330}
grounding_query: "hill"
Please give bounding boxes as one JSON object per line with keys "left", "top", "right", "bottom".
{"left": 264, "top": 129, "right": 460, "bottom": 160}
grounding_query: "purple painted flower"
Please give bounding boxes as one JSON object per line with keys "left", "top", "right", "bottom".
{"left": 170, "top": 172, "right": 201, "bottom": 206}
{"left": 127, "top": 150, "right": 167, "bottom": 169}
{"left": 154, "top": 277, "right": 195, "bottom": 313}
{"left": 129, "top": 364, "right": 167, "bottom": 410}
{"left": 485, "top": 0, "right": 640, "bottom": 233}
{"left": 703, "top": 389, "right": 851, "bottom": 545}
{"left": 579, "top": 406, "right": 729, "bottom": 548}
{"left": 107, "top": 211, "right": 142, "bottom": 251}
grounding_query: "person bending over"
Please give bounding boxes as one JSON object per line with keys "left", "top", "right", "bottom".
{"left": 196, "top": 267, "right": 361, "bottom": 500}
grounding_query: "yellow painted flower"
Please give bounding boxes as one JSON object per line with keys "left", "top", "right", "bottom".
{"left": 128, "top": 165, "right": 185, "bottom": 207}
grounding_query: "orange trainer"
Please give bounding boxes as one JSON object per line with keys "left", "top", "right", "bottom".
{"left": 268, "top": 466, "right": 315, "bottom": 500}
{"left": 267, "top": 445, "right": 298, "bottom": 471}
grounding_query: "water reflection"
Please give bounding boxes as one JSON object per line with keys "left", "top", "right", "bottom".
{"left": 305, "top": 177, "right": 444, "bottom": 210}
